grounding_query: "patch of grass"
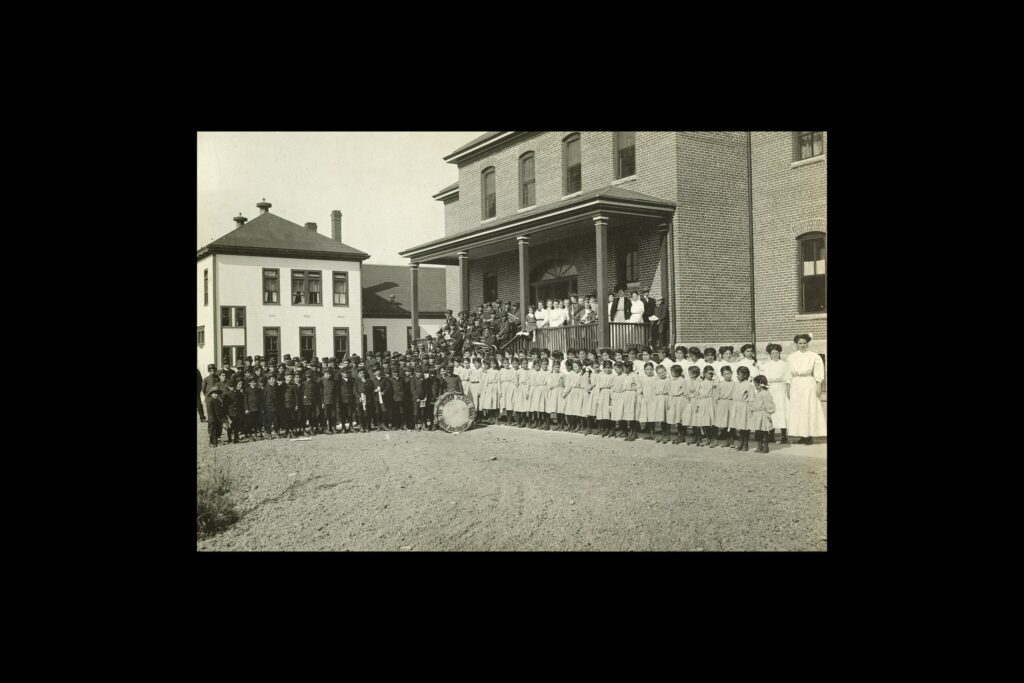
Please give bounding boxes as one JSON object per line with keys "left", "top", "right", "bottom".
{"left": 197, "top": 455, "right": 240, "bottom": 538}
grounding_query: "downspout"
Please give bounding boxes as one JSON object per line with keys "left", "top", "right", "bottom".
{"left": 212, "top": 254, "right": 220, "bottom": 368}
{"left": 747, "top": 132, "right": 756, "bottom": 353}
{"left": 211, "top": 253, "right": 220, "bottom": 368}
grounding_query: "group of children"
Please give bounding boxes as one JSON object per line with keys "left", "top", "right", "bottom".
{"left": 202, "top": 342, "right": 786, "bottom": 454}
{"left": 450, "top": 346, "right": 776, "bottom": 453}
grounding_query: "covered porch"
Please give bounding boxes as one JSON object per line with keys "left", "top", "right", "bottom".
{"left": 400, "top": 186, "right": 677, "bottom": 352}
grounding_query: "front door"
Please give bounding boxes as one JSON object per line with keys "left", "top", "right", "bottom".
{"left": 373, "top": 326, "right": 388, "bottom": 353}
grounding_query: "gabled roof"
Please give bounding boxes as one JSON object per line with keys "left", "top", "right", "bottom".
{"left": 444, "top": 132, "right": 504, "bottom": 159}
{"left": 196, "top": 212, "right": 370, "bottom": 262}
{"left": 432, "top": 180, "right": 459, "bottom": 200}
{"left": 362, "top": 264, "right": 448, "bottom": 317}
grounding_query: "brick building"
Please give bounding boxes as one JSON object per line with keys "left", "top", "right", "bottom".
{"left": 400, "top": 131, "right": 826, "bottom": 368}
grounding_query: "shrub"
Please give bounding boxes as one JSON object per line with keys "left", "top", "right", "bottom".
{"left": 197, "top": 455, "right": 240, "bottom": 538}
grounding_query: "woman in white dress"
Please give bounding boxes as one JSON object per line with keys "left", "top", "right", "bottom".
{"left": 758, "top": 343, "right": 789, "bottom": 443}
{"left": 627, "top": 291, "right": 645, "bottom": 324}
{"left": 548, "top": 300, "right": 567, "bottom": 327}
{"left": 535, "top": 301, "right": 549, "bottom": 329}
{"left": 785, "top": 333, "right": 826, "bottom": 444}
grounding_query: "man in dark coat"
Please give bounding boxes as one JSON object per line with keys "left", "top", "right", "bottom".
{"left": 410, "top": 367, "right": 431, "bottom": 430}
{"left": 641, "top": 289, "right": 656, "bottom": 324}
{"left": 650, "top": 297, "right": 670, "bottom": 348}
{"left": 390, "top": 369, "right": 407, "bottom": 430}
{"left": 301, "top": 370, "right": 321, "bottom": 434}
{"left": 201, "top": 363, "right": 219, "bottom": 422}
{"left": 243, "top": 376, "right": 263, "bottom": 440}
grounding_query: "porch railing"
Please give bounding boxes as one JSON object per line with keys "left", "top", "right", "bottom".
{"left": 500, "top": 323, "right": 649, "bottom": 355}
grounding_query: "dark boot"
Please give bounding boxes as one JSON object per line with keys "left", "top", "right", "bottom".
{"left": 768, "top": 429, "right": 776, "bottom": 443}
{"left": 727, "top": 431, "right": 734, "bottom": 448}
{"left": 672, "top": 426, "right": 682, "bottom": 445}
{"left": 806, "top": 436, "right": 815, "bottom": 445}
{"left": 780, "top": 428, "right": 788, "bottom": 444}
{"left": 707, "top": 427, "right": 717, "bottom": 447}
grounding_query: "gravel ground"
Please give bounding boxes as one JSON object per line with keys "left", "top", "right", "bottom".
{"left": 196, "top": 419, "right": 827, "bottom": 552}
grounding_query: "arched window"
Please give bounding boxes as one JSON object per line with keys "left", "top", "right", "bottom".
{"left": 614, "top": 131, "right": 635, "bottom": 179}
{"left": 563, "top": 133, "right": 581, "bottom": 194}
{"left": 531, "top": 260, "right": 578, "bottom": 303}
{"left": 481, "top": 167, "right": 496, "bottom": 219}
{"left": 798, "top": 232, "right": 826, "bottom": 313}
{"left": 519, "top": 152, "right": 535, "bottom": 208}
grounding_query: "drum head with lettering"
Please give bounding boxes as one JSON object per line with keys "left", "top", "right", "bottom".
{"left": 434, "top": 391, "right": 475, "bottom": 433}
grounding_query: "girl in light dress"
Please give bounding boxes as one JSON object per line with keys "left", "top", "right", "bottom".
{"left": 620, "top": 360, "right": 641, "bottom": 441}
{"left": 546, "top": 356, "right": 566, "bottom": 431}
{"left": 593, "top": 360, "right": 614, "bottom": 437}
{"left": 512, "top": 357, "right": 531, "bottom": 427}
{"left": 498, "top": 357, "right": 517, "bottom": 425}
{"left": 730, "top": 366, "right": 754, "bottom": 452}
{"left": 714, "top": 366, "right": 735, "bottom": 447}
{"left": 479, "top": 359, "right": 501, "bottom": 424}
{"left": 569, "top": 359, "right": 590, "bottom": 433}
{"left": 735, "top": 343, "right": 759, "bottom": 380}
{"left": 667, "top": 364, "right": 688, "bottom": 445}
{"left": 560, "top": 360, "right": 580, "bottom": 432}
{"left": 683, "top": 366, "right": 702, "bottom": 445}
{"left": 529, "top": 357, "right": 548, "bottom": 428}
{"left": 580, "top": 360, "right": 597, "bottom": 435}
{"left": 786, "top": 333, "right": 827, "bottom": 444}
{"left": 610, "top": 361, "right": 627, "bottom": 438}
{"left": 652, "top": 364, "right": 671, "bottom": 444}
{"left": 692, "top": 366, "right": 717, "bottom": 446}
{"left": 749, "top": 375, "right": 776, "bottom": 453}
{"left": 759, "top": 343, "right": 789, "bottom": 443}
{"left": 467, "top": 357, "right": 484, "bottom": 421}
{"left": 637, "top": 361, "right": 660, "bottom": 441}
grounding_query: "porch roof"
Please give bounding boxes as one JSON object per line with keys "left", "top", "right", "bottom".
{"left": 400, "top": 185, "right": 675, "bottom": 264}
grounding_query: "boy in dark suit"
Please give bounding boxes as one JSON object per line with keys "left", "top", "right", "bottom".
{"left": 321, "top": 368, "right": 338, "bottom": 434}
{"left": 337, "top": 367, "right": 355, "bottom": 433}
{"left": 391, "top": 369, "right": 407, "bottom": 430}
{"left": 372, "top": 367, "right": 393, "bottom": 430}
{"left": 206, "top": 387, "right": 225, "bottom": 446}
{"left": 301, "top": 370, "right": 320, "bottom": 435}
{"left": 244, "top": 376, "right": 263, "bottom": 440}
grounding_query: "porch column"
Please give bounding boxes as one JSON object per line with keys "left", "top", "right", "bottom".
{"left": 665, "top": 219, "right": 677, "bottom": 346}
{"left": 409, "top": 263, "right": 419, "bottom": 343}
{"left": 517, "top": 236, "right": 530, "bottom": 317}
{"left": 458, "top": 251, "right": 469, "bottom": 312}
{"left": 594, "top": 215, "right": 610, "bottom": 348}
{"left": 658, "top": 222, "right": 670, "bottom": 348}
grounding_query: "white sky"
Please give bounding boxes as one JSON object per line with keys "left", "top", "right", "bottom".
{"left": 196, "top": 132, "right": 485, "bottom": 264}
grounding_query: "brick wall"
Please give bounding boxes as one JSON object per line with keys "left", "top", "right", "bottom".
{"left": 443, "top": 132, "right": 821, "bottom": 360}
{"left": 674, "top": 132, "right": 753, "bottom": 344}
{"left": 751, "top": 132, "right": 827, "bottom": 345}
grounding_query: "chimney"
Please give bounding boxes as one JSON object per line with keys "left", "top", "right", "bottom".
{"left": 331, "top": 210, "right": 342, "bottom": 242}
{"left": 233, "top": 214, "right": 248, "bottom": 229}
{"left": 256, "top": 198, "right": 272, "bottom": 215}
{"left": 305, "top": 222, "right": 318, "bottom": 233}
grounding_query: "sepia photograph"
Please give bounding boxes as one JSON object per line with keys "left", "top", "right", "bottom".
{"left": 196, "top": 131, "right": 827, "bottom": 551}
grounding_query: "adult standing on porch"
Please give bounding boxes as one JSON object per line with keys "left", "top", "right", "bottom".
{"left": 786, "top": 334, "right": 827, "bottom": 445}
{"left": 610, "top": 287, "right": 630, "bottom": 323}
{"left": 535, "top": 301, "right": 549, "bottom": 329}
{"left": 650, "top": 297, "right": 669, "bottom": 348}
{"left": 627, "top": 292, "right": 645, "bottom": 324}
{"left": 548, "top": 300, "right": 568, "bottom": 327}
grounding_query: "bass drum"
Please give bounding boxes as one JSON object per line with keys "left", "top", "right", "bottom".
{"left": 434, "top": 391, "right": 476, "bottom": 433}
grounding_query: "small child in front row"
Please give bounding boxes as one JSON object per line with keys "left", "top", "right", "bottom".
{"left": 684, "top": 366, "right": 701, "bottom": 444}
{"left": 749, "top": 375, "right": 776, "bottom": 453}
{"left": 653, "top": 364, "right": 671, "bottom": 444}
{"left": 730, "top": 366, "right": 754, "bottom": 451}
{"left": 206, "top": 387, "right": 224, "bottom": 446}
